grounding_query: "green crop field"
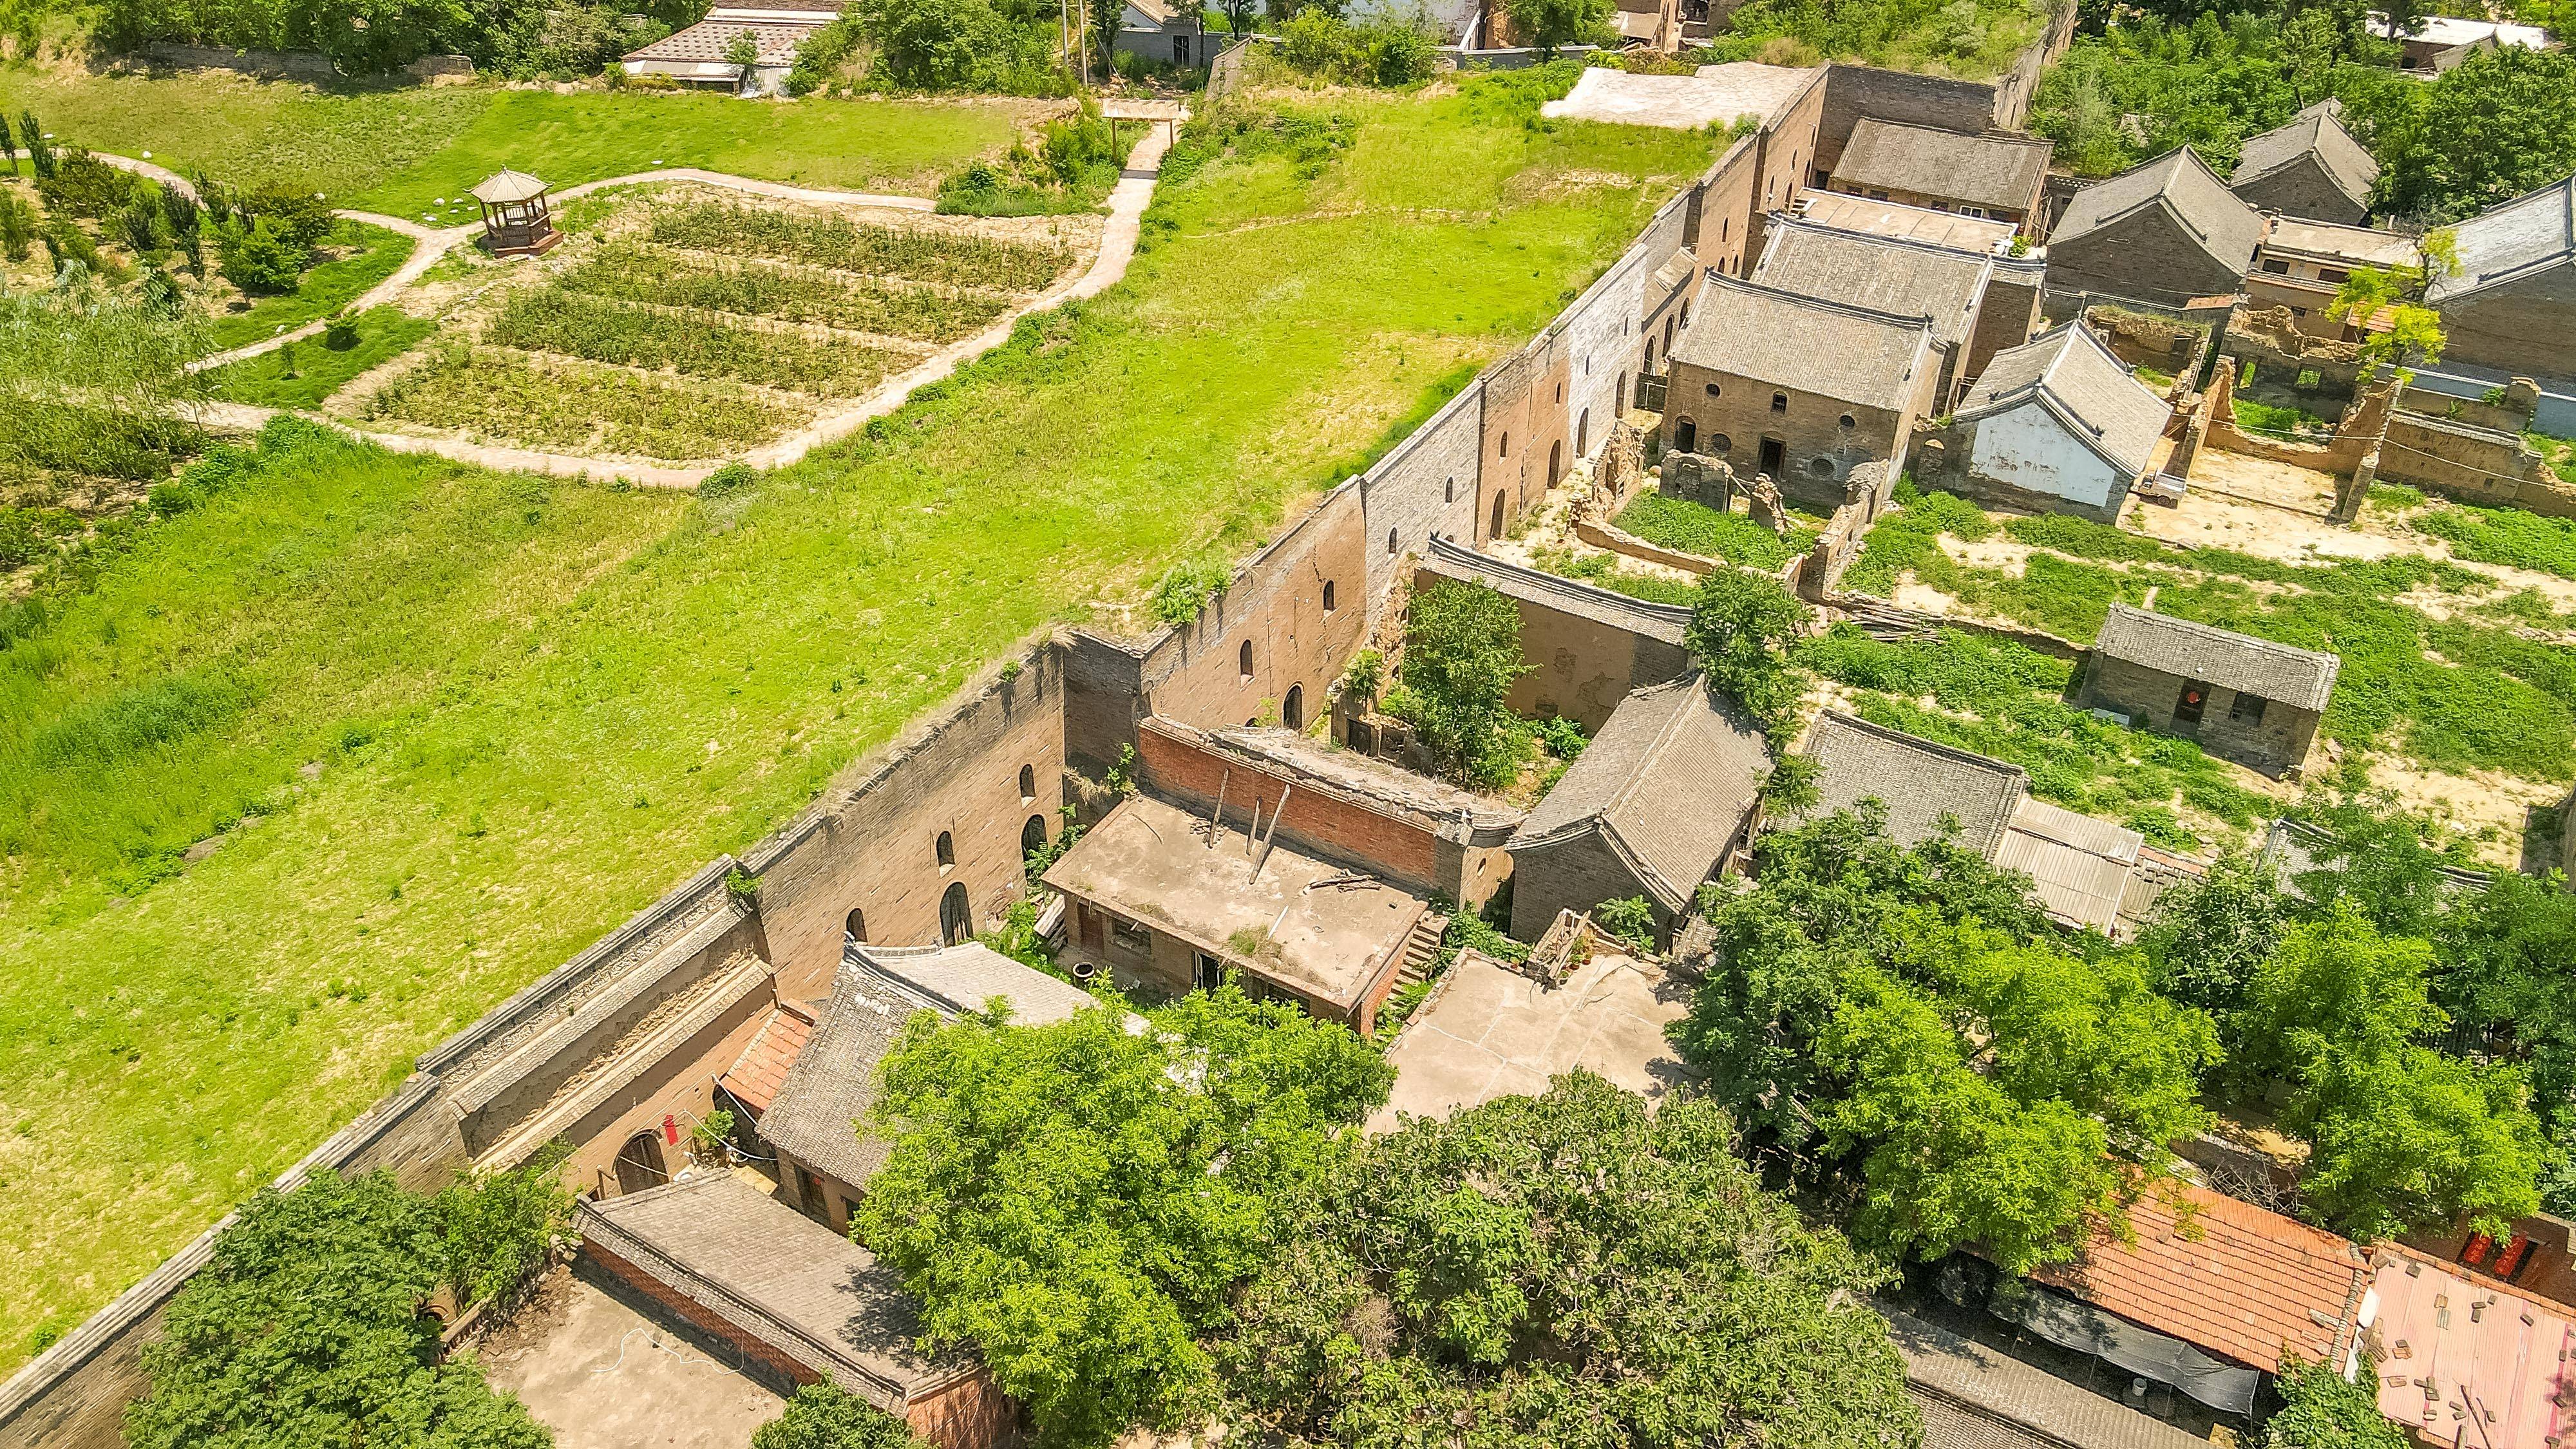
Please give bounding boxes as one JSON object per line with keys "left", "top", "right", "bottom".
{"left": 0, "top": 71, "right": 1029, "bottom": 218}
{"left": 0, "top": 79, "right": 1712, "bottom": 1363}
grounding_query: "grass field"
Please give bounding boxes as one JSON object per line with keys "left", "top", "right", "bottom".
{"left": 211, "top": 305, "right": 438, "bottom": 408}
{"left": 0, "top": 81, "right": 1712, "bottom": 1363}
{"left": 1613, "top": 491, "right": 1819, "bottom": 570}
{"left": 204, "top": 220, "right": 413, "bottom": 353}
{"left": 0, "top": 70, "right": 1028, "bottom": 218}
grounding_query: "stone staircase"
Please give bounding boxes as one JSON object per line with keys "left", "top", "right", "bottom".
{"left": 1396, "top": 910, "right": 1450, "bottom": 989}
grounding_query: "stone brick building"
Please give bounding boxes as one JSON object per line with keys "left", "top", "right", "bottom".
{"left": 2428, "top": 174, "right": 2576, "bottom": 385}
{"left": 1504, "top": 675, "right": 1770, "bottom": 942}
{"left": 1790, "top": 191, "right": 2042, "bottom": 379}
{"left": 1412, "top": 540, "right": 1694, "bottom": 732}
{"left": 1662, "top": 272, "right": 1943, "bottom": 508}
{"left": 1751, "top": 214, "right": 1999, "bottom": 406}
{"left": 2079, "top": 604, "right": 2340, "bottom": 774}
{"left": 2228, "top": 101, "right": 2379, "bottom": 225}
{"left": 1929, "top": 322, "right": 2171, "bottom": 522}
{"left": 1824, "top": 118, "right": 2052, "bottom": 236}
{"left": 2246, "top": 218, "right": 2421, "bottom": 337}
{"left": 2047, "top": 148, "right": 2265, "bottom": 309}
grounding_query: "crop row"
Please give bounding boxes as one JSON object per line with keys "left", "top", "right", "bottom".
{"left": 555, "top": 245, "right": 1011, "bottom": 344}
{"left": 484, "top": 289, "right": 908, "bottom": 397}
{"left": 645, "top": 202, "right": 1072, "bottom": 291}
{"left": 365, "top": 343, "right": 804, "bottom": 460}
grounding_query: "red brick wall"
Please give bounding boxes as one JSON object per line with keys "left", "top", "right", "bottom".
{"left": 581, "top": 1241, "right": 820, "bottom": 1389}
{"left": 1132, "top": 723, "right": 1443, "bottom": 895}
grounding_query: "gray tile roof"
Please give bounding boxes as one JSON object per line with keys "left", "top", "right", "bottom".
{"left": 1799, "top": 190, "right": 2020, "bottom": 254}
{"left": 1670, "top": 273, "right": 1938, "bottom": 411}
{"left": 1752, "top": 217, "right": 1994, "bottom": 352}
{"left": 625, "top": 14, "right": 831, "bottom": 63}
{"left": 2051, "top": 148, "right": 2266, "bottom": 282}
{"left": 2092, "top": 605, "right": 2340, "bottom": 712}
{"left": 2232, "top": 102, "right": 2380, "bottom": 214}
{"left": 1792, "top": 710, "right": 2025, "bottom": 856}
{"left": 1886, "top": 1306, "right": 2215, "bottom": 1449}
{"left": 2429, "top": 172, "right": 2576, "bottom": 307}
{"left": 1419, "top": 538, "right": 1693, "bottom": 648}
{"left": 1830, "top": 120, "right": 2053, "bottom": 214}
{"left": 578, "top": 1174, "right": 969, "bottom": 1409}
{"left": 1956, "top": 323, "right": 2170, "bottom": 480}
{"left": 1508, "top": 675, "right": 1770, "bottom": 911}
{"left": 761, "top": 945, "right": 1110, "bottom": 1188}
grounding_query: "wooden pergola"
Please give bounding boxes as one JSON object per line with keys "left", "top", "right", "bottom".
{"left": 470, "top": 169, "right": 563, "bottom": 258}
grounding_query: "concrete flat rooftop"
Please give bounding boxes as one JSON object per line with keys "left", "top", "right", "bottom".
{"left": 1045, "top": 794, "right": 1425, "bottom": 1011}
{"left": 478, "top": 1258, "right": 787, "bottom": 1449}
{"left": 1540, "top": 62, "right": 1821, "bottom": 132}
{"left": 1368, "top": 947, "right": 1695, "bottom": 1131}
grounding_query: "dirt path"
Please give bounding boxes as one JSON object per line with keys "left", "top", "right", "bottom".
{"left": 156, "top": 121, "right": 1179, "bottom": 488}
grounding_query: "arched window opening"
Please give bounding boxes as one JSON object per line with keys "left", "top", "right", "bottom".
{"left": 1499, "top": 431, "right": 1511, "bottom": 459}
{"left": 1387, "top": 527, "right": 1399, "bottom": 555}
{"left": 1576, "top": 410, "right": 1590, "bottom": 456}
{"left": 1548, "top": 440, "right": 1564, "bottom": 484}
{"left": 935, "top": 831, "right": 956, "bottom": 868}
{"left": 845, "top": 908, "right": 867, "bottom": 944}
{"left": 1238, "top": 639, "right": 1255, "bottom": 680}
{"left": 1022, "top": 814, "right": 1048, "bottom": 857}
{"left": 1490, "top": 492, "right": 1507, "bottom": 538}
{"left": 1322, "top": 580, "right": 1337, "bottom": 612}
{"left": 1018, "top": 764, "right": 1036, "bottom": 800}
{"left": 1283, "top": 685, "right": 1305, "bottom": 731}
{"left": 940, "top": 882, "right": 972, "bottom": 945}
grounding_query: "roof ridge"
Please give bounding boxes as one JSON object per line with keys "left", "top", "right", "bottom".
{"left": 1769, "top": 212, "right": 2003, "bottom": 269}
{"left": 1809, "top": 709, "right": 2028, "bottom": 784}
{"left": 1596, "top": 676, "right": 1710, "bottom": 826}
{"left": 2103, "top": 603, "right": 2332, "bottom": 662}
{"left": 1703, "top": 270, "right": 1936, "bottom": 331}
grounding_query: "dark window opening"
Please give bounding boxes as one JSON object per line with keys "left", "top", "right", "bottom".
{"left": 1019, "top": 763, "right": 1036, "bottom": 800}
{"left": 1387, "top": 527, "right": 1399, "bottom": 555}
{"left": 1499, "top": 431, "right": 1511, "bottom": 459}
{"left": 940, "top": 881, "right": 972, "bottom": 944}
{"left": 1238, "top": 639, "right": 1254, "bottom": 679}
{"left": 1758, "top": 436, "right": 1786, "bottom": 477}
{"left": 1674, "top": 418, "right": 1698, "bottom": 453}
{"left": 1322, "top": 580, "right": 1337, "bottom": 611}
{"left": 1577, "top": 410, "right": 1589, "bottom": 456}
{"left": 2262, "top": 258, "right": 2291, "bottom": 275}
{"left": 844, "top": 908, "right": 866, "bottom": 944}
{"left": 936, "top": 830, "right": 955, "bottom": 868}
{"left": 1548, "top": 439, "right": 1564, "bottom": 484}
{"left": 1022, "top": 813, "right": 1048, "bottom": 857}
{"left": 1838, "top": 413, "right": 1856, "bottom": 430}
{"left": 2175, "top": 681, "right": 2211, "bottom": 726}
{"left": 1770, "top": 392, "right": 1788, "bottom": 413}
{"left": 1283, "top": 684, "right": 1305, "bottom": 731}
{"left": 1705, "top": 381, "right": 1721, "bottom": 398}
{"left": 1710, "top": 432, "right": 1732, "bottom": 455}
{"left": 2228, "top": 692, "right": 2269, "bottom": 724}
{"left": 1807, "top": 457, "right": 1835, "bottom": 478}
{"left": 1490, "top": 492, "right": 1507, "bottom": 538}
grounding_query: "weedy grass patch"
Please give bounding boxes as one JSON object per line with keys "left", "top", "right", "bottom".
{"left": 556, "top": 244, "right": 1011, "bottom": 343}
{"left": 646, "top": 201, "right": 1073, "bottom": 290}
{"left": 203, "top": 221, "right": 414, "bottom": 355}
{"left": 367, "top": 345, "right": 804, "bottom": 459}
{"left": 1613, "top": 491, "right": 1817, "bottom": 570}
{"left": 484, "top": 287, "right": 910, "bottom": 396}
{"left": 210, "top": 305, "right": 435, "bottom": 409}
{"left": 2414, "top": 500, "right": 2576, "bottom": 582}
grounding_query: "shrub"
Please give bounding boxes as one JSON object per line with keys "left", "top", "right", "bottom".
{"left": 755, "top": 1384, "right": 929, "bottom": 1449}
{"left": 35, "top": 148, "right": 145, "bottom": 218}
{"left": 1592, "top": 894, "right": 1656, "bottom": 949}
{"left": 700, "top": 461, "right": 758, "bottom": 498}
{"left": 784, "top": 13, "right": 862, "bottom": 94}
{"left": 214, "top": 215, "right": 309, "bottom": 294}
{"left": 323, "top": 311, "right": 361, "bottom": 350}
{"left": 1390, "top": 578, "right": 1531, "bottom": 788}
{"left": 1148, "top": 558, "right": 1229, "bottom": 626}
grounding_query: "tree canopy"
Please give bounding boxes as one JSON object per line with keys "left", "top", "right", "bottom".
{"left": 1222, "top": 1072, "right": 1922, "bottom": 1449}
{"left": 1385, "top": 578, "right": 1532, "bottom": 788}
{"left": 853, "top": 986, "right": 1394, "bottom": 1448}
{"left": 1685, "top": 568, "right": 1809, "bottom": 737}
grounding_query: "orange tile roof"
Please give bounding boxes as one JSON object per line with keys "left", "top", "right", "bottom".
{"left": 2369, "top": 1252, "right": 2576, "bottom": 1449}
{"left": 2032, "top": 1180, "right": 2371, "bottom": 1373}
{"left": 717, "top": 1001, "right": 814, "bottom": 1118}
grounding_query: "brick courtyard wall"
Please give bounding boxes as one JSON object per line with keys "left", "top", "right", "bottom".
{"left": 1694, "top": 138, "right": 1763, "bottom": 278}
{"left": 1358, "top": 384, "right": 1486, "bottom": 618}
{"left": 1970, "top": 260, "right": 2045, "bottom": 382}
{"left": 2439, "top": 267, "right": 2576, "bottom": 387}
{"left": 1810, "top": 3, "right": 2072, "bottom": 177}
{"left": 744, "top": 649, "right": 1068, "bottom": 1002}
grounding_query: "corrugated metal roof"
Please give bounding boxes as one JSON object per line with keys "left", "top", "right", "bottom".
{"left": 2369, "top": 1253, "right": 2576, "bottom": 1449}
{"left": 1888, "top": 1307, "right": 2216, "bottom": 1449}
{"left": 1996, "top": 797, "right": 2145, "bottom": 935}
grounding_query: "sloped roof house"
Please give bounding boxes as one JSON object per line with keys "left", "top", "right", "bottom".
{"left": 2047, "top": 148, "right": 2266, "bottom": 308}
{"left": 2230, "top": 102, "right": 2380, "bottom": 225}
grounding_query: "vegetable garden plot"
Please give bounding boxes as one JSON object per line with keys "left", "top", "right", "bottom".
{"left": 645, "top": 201, "right": 1074, "bottom": 291}
{"left": 366, "top": 344, "right": 804, "bottom": 460}
{"left": 484, "top": 287, "right": 913, "bottom": 397}
{"left": 554, "top": 245, "right": 1012, "bottom": 343}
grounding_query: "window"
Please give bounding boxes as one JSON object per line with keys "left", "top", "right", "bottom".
{"left": 1490, "top": 492, "right": 1506, "bottom": 538}
{"left": 935, "top": 831, "right": 956, "bottom": 869}
{"left": 2228, "top": 692, "right": 2269, "bottom": 725}
{"left": 1644, "top": 339, "right": 1656, "bottom": 370}
{"left": 1705, "top": 382, "right": 1721, "bottom": 398}
{"left": 1283, "top": 684, "right": 1305, "bottom": 731}
{"left": 1770, "top": 392, "right": 1788, "bottom": 413}
{"left": 2174, "top": 680, "right": 2211, "bottom": 726}
{"left": 1548, "top": 440, "right": 1564, "bottom": 484}
{"left": 1808, "top": 457, "right": 1835, "bottom": 478}
{"left": 1444, "top": 477, "right": 1455, "bottom": 503}
{"left": 1838, "top": 413, "right": 1856, "bottom": 431}
{"left": 1238, "top": 639, "right": 1254, "bottom": 680}
{"left": 1961, "top": 205, "right": 1987, "bottom": 218}
{"left": 844, "top": 908, "right": 866, "bottom": 944}
{"left": 1499, "top": 431, "right": 1511, "bottom": 459}
{"left": 1022, "top": 813, "right": 1048, "bottom": 857}
{"left": 1555, "top": 381, "right": 1564, "bottom": 403}
{"left": 2318, "top": 267, "right": 2350, "bottom": 284}
{"left": 1387, "top": 527, "right": 1399, "bottom": 555}
{"left": 1322, "top": 580, "right": 1336, "bottom": 612}
{"left": 2261, "top": 258, "right": 2291, "bottom": 275}
{"left": 2297, "top": 368, "right": 2323, "bottom": 388}
{"left": 1111, "top": 914, "right": 1153, "bottom": 954}
{"left": 1680, "top": 299, "right": 1691, "bottom": 328}
{"left": 1709, "top": 433, "right": 1731, "bottom": 455}
{"left": 940, "top": 881, "right": 972, "bottom": 944}
{"left": 1019, "top": 764, "right": 1036, "bottom": 800}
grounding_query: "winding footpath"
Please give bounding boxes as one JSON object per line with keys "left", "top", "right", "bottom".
{"left": 96, "top": 120, "right": 1176, "bottom": 488}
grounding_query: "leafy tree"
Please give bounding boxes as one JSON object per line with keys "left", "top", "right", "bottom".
{"left": 2139, "top": 852, "right": 2285, "bottom": 1018}
{"left": 784, "top": 14, "right": 861, "bottom": 94}
{"left": 0, "top": 113, "right": 14, "bottom": 176}
{"left": 1671, "top": 810, "right": 2213, "bottom": 1271}
{"left": 855, "top": 986, "right": 1393, "bottom": 1448}
{"left": 305, "top": 0, "right": 472, "bottom": 73}
{"left": 857, "top": 0, "right": 1016, "bottom": 90}
{"left": 1501, "top": 0, "right": 1608, "bottom": 52}
{"left": 1386, "top": 578, "right": 1530, "bottom": 788}
{"left": 0, "top": 193, "right": 32, "bottom": 263}
{"left": 1592, "top": 894, "right": 1656, "bottom": 950}
{"left": 2235, "top": 904, "right": 2440, "bottom": 1081}
{"left": 1222, "top": 1073, "right": 1922, "bottom": 1449}
{"left": 724, "top": 27, "right": 760, "bottom": 84}
{"left": 2263, "top": 1356, "right": 2411, "bottom": 1449}
{"left": 1089, "top": 0, "right": 1119, "bottom": 69}
{"left": 2282, "top": 788, "right": 2460, "bottom": 938}
{"left": 2434, "top": 871, "right": 2576, "bottom": 1119}
{"left": 754, "top": 1385, "right": 929, "bottom": 1449}
{"left": 214, "top": 214, "right": 307, "bottom": 294}
{"left": 21, "top": 110, "right": 50, "bottom": 179}
{"left": 1685, "top": 567, "right": 1808, "bottom": 735}
{"left": 2371, "top": 45, "right": 2576, "bottom": 218}
{"left": 1759, "top": 751, "right": 1823, "bottom": 813}
{"left": 125, "top": 1167, "right": 558, "bottom": 1449}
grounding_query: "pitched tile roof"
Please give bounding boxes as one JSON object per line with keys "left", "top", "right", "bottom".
{"left": 1508, "top": 675, "right": 1771, "bottom": 912}
{"left": 1830, "top": 120, "right": 2054, "bottom": 214}
{"left": 2429, "top": 172, "right": 2576, "bottom": 308}
{"left": 577, "top": 1174, "right": 971, "bottom": 1409}
{"left": 759, "top": 944, "right": 1108, "bottom": 1186}
{"left": 2233, "top": 102, "right": 2380, "bottom": 214}
{"left": 1792, "top": 710, "right": 2026, "bottom": 857}
{"left": 624, "top": 11, "right": 832, "bottom": 64}
{"left": 1887, "top": 1307, "right": 2216, "bottom": 1449}
{"left": 717, "top": 1001, "right": 815, "bottom": 1117}
{"left": 1671, "top": 272, "right": 1938, "bottom": 411}
{"left": 2051, "top": 148, "right": 2266, "bottom": 280}
{"left": 2092, "top": 605, "right": 2340, "bottom": 712}
{"left": 1752, "top": 216, "right": 1996, "bottom": 353}
{"left": 2030, "top": 1179, "right": 2370, "bottom": 1374}
{"left": 1957, "top": 323, "right": 2171, "bottom": 481}
{"left": 1419, "top": 537, "right": 1692, "bottom": 648}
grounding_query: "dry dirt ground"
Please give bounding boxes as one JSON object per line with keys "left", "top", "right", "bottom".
{"left": 478, "top": 1258, "right": 787, "bottom": 1449}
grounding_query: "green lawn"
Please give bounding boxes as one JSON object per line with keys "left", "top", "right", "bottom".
{"left": 0, "top": 71, "right": 1028, "bottom": 219}
{"left": 1613, "top": 490, "right": 1819, "bottom": 570}
{"left": 204, "top": 221, "right": 415, "bottom": 354}
{"left": 209, "top": 304, "right": 436, "bottom": 408}
{"left": 0, "top": 83, "right": 1712, "bottom": 1363}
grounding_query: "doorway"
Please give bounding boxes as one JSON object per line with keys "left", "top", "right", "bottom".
{"left": 1195, "top": 951, "right": 1226, "bottom": 992}
{"left": 1548, "top": 440, "right": 1563, "bottom": 485}
{"left": 1490, "top": 491, "right": 1507, "bottom": 539}
{"left": 1674, "top": 418, "right": 1697, "bottom": 453}
{"left": 614, "top": 1131, "right": 667, "bottom": 1195}
{"left": 1577, "top": 409, "right": 1589, "bottom": 455}
{"left": 940, "top": 881, "right": 972, "bottom": 944}
{"left": 1282, "top": 684, "right": 1305, "bottom": 732}
{"left": 1022, "top": 813, "right": 1048, "bottom": 858}
{"left": 1757, "top": 436, "right": 1786, "bottom": 478}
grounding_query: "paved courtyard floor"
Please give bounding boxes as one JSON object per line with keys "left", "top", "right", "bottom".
{"left": 478, "top": 1260, "right": 787, "bottom": 1449}
{"left": 1369, "top": 945, "right": 1697, "bottom": 1132}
